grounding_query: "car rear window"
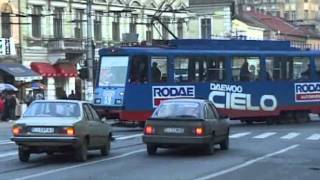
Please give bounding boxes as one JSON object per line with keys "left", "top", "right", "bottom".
{"left": 152, "top": 102, "right": 201, "bottom": 119}
{"left": 24, "top": 102, "right": 80, "bottom": 117}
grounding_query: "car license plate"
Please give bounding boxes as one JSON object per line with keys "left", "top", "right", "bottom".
{"left": 31, "top": 127, "right": 54, "bottom": 134}
{"left": 164, "top": 128, "right": 184, "bottom": 134}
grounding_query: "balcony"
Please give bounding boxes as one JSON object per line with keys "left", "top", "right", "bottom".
{"left": 47, "top": 38, "right": 85, "bottom": 53}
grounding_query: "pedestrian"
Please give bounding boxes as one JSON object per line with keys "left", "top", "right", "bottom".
{"left": 24, "top": 90, "right": 34, "bottom": 106}
{"left": 8, "top": 92, "right": 17, "bottom": 120}
{"left": 68, "top": 90, "right": 76, "bottom": 100}
{"left": 60, "top": 90, "right": 67, "bottom": 100}
{"left": 0, "top": 94, "right": 4, "bottom": 120}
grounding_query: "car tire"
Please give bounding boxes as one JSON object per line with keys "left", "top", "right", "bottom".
{"left": 101, "top": 136, "right": 111, "bottom": 156}
{"left": 75, "top": 139, "right": 88, "bottom": 162}
{"left": 220, "top": 133, "right": 229, "bottom": 150}
{"left": 204, "top": 135, "right": 215, "bottom": 155}
{"left": 147, "top": 144, "right": 157, "bottom": 155}
{"left": 18, "top": 146, "right": 30, "bottom": 162}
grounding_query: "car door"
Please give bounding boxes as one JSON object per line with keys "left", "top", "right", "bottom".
{"left": 83, "top": 104, "right": 100, "bottom": 147}
{"left": 205, "top": 103, "right": 223, "bottom": 142}
{"left": 88, "top": 104, "right": 109, "bottom": 146}
{"left": 209, "top": 102, "right": 229, "bottom": 136}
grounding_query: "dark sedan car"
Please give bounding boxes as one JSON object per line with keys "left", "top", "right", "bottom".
{"left": 143, "top": 99, "right": 230, "bottom": 155}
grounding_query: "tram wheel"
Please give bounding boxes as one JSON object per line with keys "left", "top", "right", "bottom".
{"left": 294, "top": 112, "right": 310, "bottom": 123}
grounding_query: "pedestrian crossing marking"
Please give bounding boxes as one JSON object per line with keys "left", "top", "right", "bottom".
{"left": 280, "top": 133, "right": 300, "bottom": 140}
{"left": 306, "top": 134, "right": 320, "bottom": 140}
{"left": 229, "top": 132, "right": 251, "bottom": 138}
{"left": 253, "top": 132, "right": 277, "bottom": 139}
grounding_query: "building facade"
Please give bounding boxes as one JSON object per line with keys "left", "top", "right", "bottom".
{"left": 188, "top": 0, "right": 233, "bottom": 39}
{"left": 17, "top": 0, "right": 189, "bottom": 100}
{"left": 235, "top": 0, "right": 320, "bottom": 32}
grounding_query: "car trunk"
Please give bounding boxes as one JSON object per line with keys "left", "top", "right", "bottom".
{"left": 146, "top": 118, "right": 205, "bottom": 137}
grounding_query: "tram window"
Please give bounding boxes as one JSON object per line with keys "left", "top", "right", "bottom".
{"left": 266, "top": 57, "right": 309, "bottom": 81}
{"left": 293, "top": 57, "right": 310, "bottom": 80}
{"left": 232, "top": 57, "right": 260, "bottom": 81}
{"left": 129, "top": 56, "right": 149, "bottom": 84}
{"left": 174, "top": 57, "right": 225, "bottom": 82}
{"left": 151, "top": 57, "right": 167, "bottom": 83}
{"left": 174, "top": 58, "right": 190, "bottom": 82}
{"left": 206, "top": 57, "right": 226, "bottom": 81}
{"left": 314, "top": 58, "right": 320, "bottom": 78}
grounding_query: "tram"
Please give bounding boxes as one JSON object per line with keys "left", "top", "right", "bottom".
{"left": 94, "top": 39, "right": 320, "bottom": 125}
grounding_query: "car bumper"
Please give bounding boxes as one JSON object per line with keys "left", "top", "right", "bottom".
{"left": 142, "top": 135, "right": 212, "bottom": 145}
{"left": 11, "top": 136, "right": 80, "bottom": 146}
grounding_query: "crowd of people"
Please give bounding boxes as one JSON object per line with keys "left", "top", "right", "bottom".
{"left": 0, "top": 89, "right": 80, "bottom": 122}
{"left": 0, "top": 91, "right": 19, "bottom": 122}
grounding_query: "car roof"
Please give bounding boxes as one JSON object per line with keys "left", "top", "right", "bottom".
{"left": 32, "top": 100, "right": 90, "bottom": 105}
{"left": 162, "top": 98, "right": 208, "bottom": 104}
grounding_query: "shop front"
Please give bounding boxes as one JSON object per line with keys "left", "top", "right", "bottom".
{"left": 30, "top": 62, "right": 78, "bottom": 100}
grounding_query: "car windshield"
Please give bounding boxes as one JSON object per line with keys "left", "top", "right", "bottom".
{"left": 152, "top": 101, "right": 201, "bottom": 118}
{"left": 23, "top": 102, "right": 81, "bottom": 117}
{"left": 98, "top": 56, "right": 129, "bottom": 87}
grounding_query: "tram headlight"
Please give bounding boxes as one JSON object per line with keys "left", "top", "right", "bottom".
{"left": 95, "top": 98, "right": 101, "bottom": 104}
{"left": 115, "top": 99, "right": 122, "bottom": 105}
{"left": 119, "top": 92, "right": 124, "bottom": 96}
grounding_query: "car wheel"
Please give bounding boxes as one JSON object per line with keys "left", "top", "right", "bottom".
{"left": 101, "top": 136, "right": 111, "bottom": 156}
{"left": 75, "top": 139, "right": 88, "bottom": 162}
{"left": 147, "top": 144, "right": 157, "bottom": 155}
{"left": 220, "top": 133, "right": 229, "bottom": 150}
{"left": 18, "top": 146, "right": 30, "bottom": 162}
{"left": 204, "top": 135, "right": 215, "bottom": 155}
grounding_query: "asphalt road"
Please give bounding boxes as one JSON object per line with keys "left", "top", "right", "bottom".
{"left": 0, "top": 120, "right": 319, "bottom": 180}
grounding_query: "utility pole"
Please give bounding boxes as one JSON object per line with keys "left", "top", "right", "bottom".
{"left": 85, "top": 0, "right": 94, "bottom": 101}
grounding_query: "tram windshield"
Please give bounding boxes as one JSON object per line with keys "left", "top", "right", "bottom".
{"left": 99, "top": 56, "right": 129, "bottom": 87}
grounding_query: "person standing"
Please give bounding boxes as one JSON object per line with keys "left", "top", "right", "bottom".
{"left": 0, "top": 94, "right": 4, "bottom": 119}
{"left": 24, "top": 90, "right": 34, "bottom": 106}
{"left": 68, "top": 90, "right": 76, "bottom": 100}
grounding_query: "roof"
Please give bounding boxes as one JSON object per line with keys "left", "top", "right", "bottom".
{"left": 32, "top": 100, "right": 89, "bottom": 104}
{"left": 163, "top": 98, "right": 208, "bottom": 104}
{"left": 240, "top": 11, "right": 307, "bottom": 37}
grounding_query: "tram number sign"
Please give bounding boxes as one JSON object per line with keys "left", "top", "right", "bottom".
{"left": 152, "top": 86, "right": 195, "bottom": 107}
{"left": 295, "top": 82, "right": 320, "bottom": 102}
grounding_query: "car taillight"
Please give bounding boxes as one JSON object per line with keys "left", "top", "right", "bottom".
{"left": 63, "top": 127, "right": 75, "bottom": 136}
{"left": 12, "top": 127, "right": 22, "bottom": 136}
{"left": 144, "top": 125, "right": 154, "bottom": 135}
{"left": 195, "top": 127, "right": 204, "bottom": 136}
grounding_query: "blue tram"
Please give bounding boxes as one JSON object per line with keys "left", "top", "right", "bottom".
{"left": 94, "top": 39, "right": 320, "bottom": 124}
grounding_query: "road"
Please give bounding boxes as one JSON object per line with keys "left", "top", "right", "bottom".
{"left": 0, "top": 120, "right": 319, "bottom": 180}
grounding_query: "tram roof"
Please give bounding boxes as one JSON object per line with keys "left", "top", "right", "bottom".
{"left": 99, "top": 39, "right": 320, "bottom": 56}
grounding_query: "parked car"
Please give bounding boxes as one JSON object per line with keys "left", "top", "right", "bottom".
{"left": 142, "top": 99, "right": 230, "bottom": 155}
{"left": 11, "top": 100, "right": 112, "bottom": 162}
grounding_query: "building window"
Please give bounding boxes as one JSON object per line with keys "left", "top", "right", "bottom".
{"left": 162, "top": 18, "right": 170, "bottom": 40}
{"left": 74, "top": 9, "right": 84, "bottom": 38}
{"left": 291, "top": 11, "right": 296, "bottom": 20}
{"left": 32, "top": 6, "right": 42, "bottom": 38}
{"left": 201, "top": 18, "right": 211, "bottom": 39}
{"left": 177, "top": 18, "right": 184, "bottom": 39}
{"left": 304, "top": 10, "right": 308, "bottom": 19}
{"left": 112, "top": 13, "right": 120, "bottom": 41}
{"left": 53, "top": 8, "right": 63, "bottom": 39}
{"left": 284, "top": 11, "right": 289, "bottom": 20}
{"left": 146, "top": 15, "right": 153, "bottom": 42}
{"left": 94, "top": 11, "right": 103, "bottom": 41}
{"left": 1, "top": 13, "right": 11, "bottom": 38}
{"left": 130, "top": 14, "right": 138, "bottom": 34}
